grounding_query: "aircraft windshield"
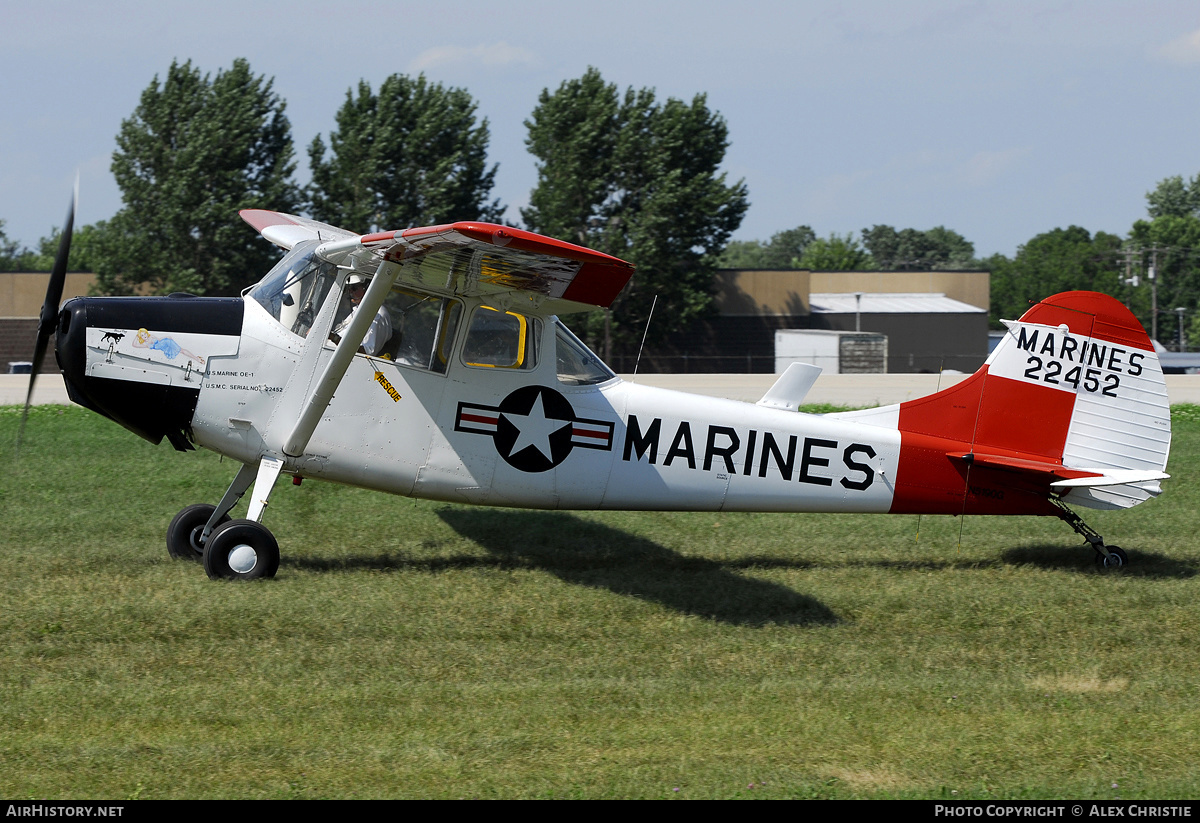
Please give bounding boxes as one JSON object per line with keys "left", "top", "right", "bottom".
{"left": 248, "top": 242, "right": 338, "bottom": 340}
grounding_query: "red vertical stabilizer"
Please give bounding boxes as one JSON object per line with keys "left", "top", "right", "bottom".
{"left": 889, "top": 292, "right": 1164, "bottom": 515}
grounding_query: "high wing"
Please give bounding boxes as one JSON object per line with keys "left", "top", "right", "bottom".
{"left": 241, "top": 210, "right": 635, "bottom": 315}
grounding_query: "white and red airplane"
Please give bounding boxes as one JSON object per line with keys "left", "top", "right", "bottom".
{"left": 23, "top": 197, "right": 1171, "bottom": 579}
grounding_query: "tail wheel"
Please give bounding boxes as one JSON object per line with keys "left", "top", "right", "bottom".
{"left": 203, "top": 520, "right": 280, "bottom": 581}
{"left": 167, "top": 504, "right": 229, "bottom": 562}
{"left": 1096, "top": 545, "right": 1129, "bottom": 569}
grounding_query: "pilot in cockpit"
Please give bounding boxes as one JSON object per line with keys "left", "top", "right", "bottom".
{"left": 330, "top": 274, "right": 393, "bottom": 356}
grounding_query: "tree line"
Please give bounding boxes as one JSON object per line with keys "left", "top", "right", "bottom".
{"left": 0, "top": 60, "right": 745, "bottom": 356}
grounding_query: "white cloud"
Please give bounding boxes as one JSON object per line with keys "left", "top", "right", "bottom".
{"left": 409, "top": 41, "right": 537, "bottom": 72}
{"left": 1156, "top": 28, "right": 1200, "bottom": 65}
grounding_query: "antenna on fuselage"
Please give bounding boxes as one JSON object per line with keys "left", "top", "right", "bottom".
{"left": 631, "top": 295, "right": 658, "bottom": 381}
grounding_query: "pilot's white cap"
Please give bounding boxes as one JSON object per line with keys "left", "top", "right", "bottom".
{"left": 347, "top": 274, "right": 368, "bottom": 285}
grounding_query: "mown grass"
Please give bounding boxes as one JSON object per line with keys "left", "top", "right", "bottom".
{"left": 1, "top": 404, "right": 1199, "bottom": 799}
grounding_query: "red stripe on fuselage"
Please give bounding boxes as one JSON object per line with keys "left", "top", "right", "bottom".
{"left": 890, "top": 368, "right": 1075, "bottom": 515}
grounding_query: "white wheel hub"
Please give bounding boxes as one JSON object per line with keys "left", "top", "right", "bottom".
{"left": 228, "top": 543, "right": 258, "bottom": 574}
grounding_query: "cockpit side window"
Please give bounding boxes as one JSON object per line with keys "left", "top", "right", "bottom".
{"left": 555, "top": 320, "right": 615, "bottom": 385}
{"left": 378, "top": 289, "right": 462, "bottom": 373}
{"left": 462, "top": 306, "right": 540, "bottom": 370}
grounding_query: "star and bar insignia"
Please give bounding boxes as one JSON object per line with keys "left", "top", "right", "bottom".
{"left": 455, "top": 385, "right": 614, "bottom": 473}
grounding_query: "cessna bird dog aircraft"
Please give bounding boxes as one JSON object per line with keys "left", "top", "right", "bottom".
{"left": 23, "top": 194, "right": 1171, "bottom": 579}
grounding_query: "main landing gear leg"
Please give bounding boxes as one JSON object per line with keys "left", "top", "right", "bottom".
{"left": 166, "top": 462, "right": 257, "bottom": 562}
{"left": 1049, "top": 497, "right": 1129, "bottom": 569}
{"left": 166, "top": 459, "right": 284, "bottom": 580}
{"left": 202, "top": 457, "right": 284, "bottom": 581}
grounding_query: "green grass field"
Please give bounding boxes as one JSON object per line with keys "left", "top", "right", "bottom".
{"left": 1, "top": 404, "right": 1198, "bottom": 799}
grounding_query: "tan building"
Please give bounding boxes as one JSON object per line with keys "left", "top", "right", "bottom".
{"left": 627, "top": 268, "right": 990, "bottom": 374}
{"left": 714, "top": 269, "right": 988, "bottom": 316}
{"left": 0, "top": 272, "right": 97, "bottom": 372}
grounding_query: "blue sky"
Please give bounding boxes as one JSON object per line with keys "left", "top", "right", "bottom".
{"left": 2, "top": 0, "right": 1199, "bottom": 259}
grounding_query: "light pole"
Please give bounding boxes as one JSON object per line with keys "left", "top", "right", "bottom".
{"left": 1148, "top": 252, "right": 1158, "bottom": 345}
{"left": 1175, "top": 307, "right": 1187, "bottom": 351}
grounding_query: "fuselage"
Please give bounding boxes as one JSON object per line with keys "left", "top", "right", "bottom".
{"left": 42, "top": 210, "right": 1170, "bottom": 580}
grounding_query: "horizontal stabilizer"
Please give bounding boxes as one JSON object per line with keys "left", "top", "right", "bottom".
{"left": 951, "top": 451, "right": 1101, "bottom": 482}
{"left": 951, "top": 451, "right": 1169, "bottom": 491}
{"left": 757, "top": 362, "right": 822, "bottom": 412}
{"left": 1050, "top": 469, "right": 1170, "bottom": 488}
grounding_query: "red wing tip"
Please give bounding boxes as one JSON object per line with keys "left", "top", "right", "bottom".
{"left": 398, "top": 222, "right": 633, "bottom": 268}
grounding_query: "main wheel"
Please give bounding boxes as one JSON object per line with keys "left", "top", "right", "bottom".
{"left": 167, "top": 504, "right": 230, "bottom": 562}
{"left": 1096, "top": 545, "right": 1129, "bottom": 569}
{"left": 203, "top": 519, "right": 280, "bottom": 581}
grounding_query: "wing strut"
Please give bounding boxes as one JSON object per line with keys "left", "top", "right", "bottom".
{"left": 282, "top": 261, "right": 400, "bottom": 458}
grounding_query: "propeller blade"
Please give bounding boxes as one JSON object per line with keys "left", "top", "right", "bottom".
{"left": 16, "top": 184, "right": 77, "bottom": 453}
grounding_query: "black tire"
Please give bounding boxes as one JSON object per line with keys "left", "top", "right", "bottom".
{"left": 167, "top": 504, "right": 230, "bottom": 562}
{"left": 203, "top": 519, "right": 280, "bottom": 581}
{"left": 1096, "top": 545, "right": 1129, "bottom": 569}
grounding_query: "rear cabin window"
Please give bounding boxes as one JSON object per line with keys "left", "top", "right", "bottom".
{"left": 462, "top": 306, "right": 540, "bottom": 370}
{"left": 555, "top": 321, "right": 615, "bottom": 385}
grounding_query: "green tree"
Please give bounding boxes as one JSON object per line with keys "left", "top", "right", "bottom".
{"left": 0, "top": 219, "right": 25, "bottom": 271}
{"left": 717, "top": 226, "right": 816, "bottom": 269}
{"left": 988, "top": 226, "right": 1123, "bottom": 327}
{"left": 762, "top": 226, "right": 817, "bottom": 268}
{"left": 796, "top": 232, "right": 872, "bottom": 270}
{"left": 1128, "top": 214, "right": 1200, "bottom": 344}
{"left": 309, "top": 74, "right": 503, "bottom": 232}
{"left": 861, "top": 224, "right": 976, "bottom": 269}
{"left": 716, "top": 239, "right": 768, "bottom": 269}
{"left": 522, "top": 68, "right": 619, "bottom": 247}
{"left": 0, "top": 219, "right": 97, "bottom": 272}
{"left": 1145, "top": 174, "right": 1200, "bottom": 219}
{"left": 524, "top": 68, "right": 748, "bottom": 352}
{"left": 20, "top": 222, "right": 102, "bottom": 272}
{"left": 94, "top": 58, "right": 300, "bottom": 296}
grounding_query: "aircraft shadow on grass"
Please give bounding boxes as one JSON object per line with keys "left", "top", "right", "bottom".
{"left": 284, "top": 509, "right": 839, "bottom": 627}
{"left": 435, "top": 509, "right": 840, "bottom": 627}
{"left": 1000, "top": 544, "right": 1196, "bottom": 578}
{"left": 279, "top": 513, "right": 1195, "bottom": 608}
